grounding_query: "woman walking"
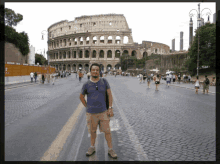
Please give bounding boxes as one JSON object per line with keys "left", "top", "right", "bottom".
{"left": 42, "top": 73, "right": 45, "bottom": 84}
{"left": 147, "top": 73, "right": 151, "bottom": 88}
{"left": 194, "top": 76, "right": 200, "bottom": 94}
{"left": 154, "top": 74, "right": 160, "bottom": 91}
{"left": 143, "top": 74, "right": 147, "bottom": 83}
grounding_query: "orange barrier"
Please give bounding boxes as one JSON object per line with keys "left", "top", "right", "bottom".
{"left": 5, "top": 64, "right": 56, "bottom": 76}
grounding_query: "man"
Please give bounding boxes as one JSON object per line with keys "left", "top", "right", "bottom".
{"left": 52, "top": 72, "right": 56, "bottom": 85}
{"left": 203, "top": 75, "right": 210, "bottom": 94}
{"left": 178, "top": 73, "right": 181, "bottom": 84}
{"left": 76, "top": 71, "right": 78, "bottom": 78}
{"left": 79, "top": 63, "right": 117, "bottom": 159}
{"left": 30, "top": 72, "right": 34, "bottom": 83}
{"left": 172, "top": 74, "right": 176, "bottom": 84}
{"left": 34, "top": 72, "right": 37, "bottom": 83}
{"left": 139, "top": 73, "right": 143, "bottom": 84}
{"left": 147, "top": 73, "right": 151, "bottom": 88}
{"left": 183, "top": 74, "right": 186, "bottom": 83}
{"left": 166, "top": 74, "right": 170, "bottom": 87}
{"left": 79, "top": 71, "right": 83, "bottom": 83}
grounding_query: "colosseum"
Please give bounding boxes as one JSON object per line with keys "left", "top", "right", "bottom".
{"left": 47, "top": 14, "right": 170, "bottom": 73}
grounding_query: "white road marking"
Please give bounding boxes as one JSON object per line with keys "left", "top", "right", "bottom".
{"left": 111, "top": 89, "right": 149, "bottom": 161}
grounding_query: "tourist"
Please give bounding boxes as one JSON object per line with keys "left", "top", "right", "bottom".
{"left": 87, "top": 72, "right": 91, "bottom": 80}
{"left": 195, "top": 76, "right": 200, "bottom": 94}
{"left": 79, "top": 63, "right": 117, "bottom": 159}
{"left": 178, "top": 73, "right": 181, "bottom": 84}
{"left": 188, "top": 75, "right": 191, "bottom": 83}
{"left": 30, "top": 72, "right": 34, "bottom": 83}
{"left": 154, "top": 74, "right": 160, "bottom": 91}
{"left": 147, "top": 73, "right": 151, "bottom": 88}
{"left": 42, "top": 73, "right": 45, "bottom": 84}
{"left": 203, "top": 75, "right": 210, "bottom": 94}
{"left": 143, "top": 74, "right": 147, "bottom": 83}
{"left": 79, "top": 71, "right": 83, "bottom": 83}
{"left": 139, "top": 73, "right": 143, "bottom": 84}
{"left": 172, "top": 74, "right": 176, "bottom": 84}
{"left": 34, "top": 72, "right": 37, "bottom": 83}
{"left": 166, "top": 74, "right": 171, "bottom": 87}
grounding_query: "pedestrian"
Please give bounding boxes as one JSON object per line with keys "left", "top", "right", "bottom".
{"left": 170, "top": 73, "right": 173, "bottom": 83}
{"left": 76, "top": 71, "right": 78, "bottom": 78}
{"left": 30, "top": 72, "right": 34, "bottom": 83}
{"left": 52, "top": 72, "right": 56, "bottom": 85}
{"left": 87, "top": 72, "right": 91, "bottom": 80}
{"left": 183, "top": 74, "right": 186, "bottom": 83}
{"left": 147, "top": 73, "right": 151, "bottom": 88}
{"left": 195, "top": 76, "right": 200, "bottom": 94}
{"left": 34, "top": 72, "right": 37, "bottom": 83}
{"left": 166, "top": 74, "right": 171, "bottom": 87}
{"left": 143, "top": 74, "right": 147, "bottom": 83}
{"left": 42, "top": 73, "right": 45, "bottom": 84}
{"left": 79, "top": 71, "right": 83, "bottom": 83}
{"left": 115, "top": 72, "right": 116, "bottom": 77}
{"left": 172, "top": 74, "right": 176, "bottom": 84}
{"left": 139, "top": 73, "right": 143, "bottom": 84}
{"left": 154, "top": 74, "right": 160, "bottom": 91}
{"left": 188, "top": 75, "right": 191, "bottom": 83}
{"left": 178, "top": 73, "right": 181, "bottom": 84}
{"left": 79, "top": 63, "right": 117, "bottom": 159}
{"left": 203, "top": 75, "right": 210, "bottom": 94}
{"left": 185, "top": 74, "right": 188, "bottom": 83}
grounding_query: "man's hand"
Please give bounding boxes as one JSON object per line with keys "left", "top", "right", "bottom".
{"left": 107, "top": 108, "right": 114, "bottom": 117}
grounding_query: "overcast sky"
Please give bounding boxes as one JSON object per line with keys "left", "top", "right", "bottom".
{"left": 5, "top": 2, "right": 216, "bottom": 59}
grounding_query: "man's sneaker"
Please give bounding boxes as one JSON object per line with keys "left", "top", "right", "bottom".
{"left": 108, "top": 149, "right": 117, "bottom": 159}
{"left": 86, "top": 146, "right": 96, "bottom": 156}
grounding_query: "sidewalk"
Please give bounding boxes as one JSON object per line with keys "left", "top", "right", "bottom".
{"left": 159, "top": 79, "right": 216, "bottom": 94}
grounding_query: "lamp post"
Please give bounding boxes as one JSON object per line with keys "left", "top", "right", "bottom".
{"left": 189, "top": 3, "right": 212, "bottom": 77}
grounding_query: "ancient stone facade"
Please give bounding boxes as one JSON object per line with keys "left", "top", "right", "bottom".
{"left": 5, "top": 42, "right": 28, "bottom": 64}
{"left": 47, "top": 14, "right": 170, "bottom": 72}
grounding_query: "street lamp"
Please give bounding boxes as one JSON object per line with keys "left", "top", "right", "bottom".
{"left": 189, "top": 3, "right": 212, "bottom": 77}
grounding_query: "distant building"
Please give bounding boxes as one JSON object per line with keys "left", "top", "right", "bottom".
{"left": 180, "top": 31, "right": 183, "bottom": 51}
{"left": 213, "top": 13, "right": 216, "bottom": 23}
{"left": 28, "top": 45, "right": 35, "bottom": 65}
{"left": 189, "top": 17, "right": 193, "bottom": 49}
{"left": 172, "top": 39, "right": 175, "bottom": 52}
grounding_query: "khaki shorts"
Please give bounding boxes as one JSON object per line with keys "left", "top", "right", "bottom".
{"left": 86, "top": 110, "right": 110, "bottom": 134}
{"left": 203, "top": 84, "right": 209, "bottom": 91}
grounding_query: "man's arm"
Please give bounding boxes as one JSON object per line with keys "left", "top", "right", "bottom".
{"left": 79, "top": 93, "right": 87, "bottom": 107}
{"left": 107, "top": 88, "right": 113, "bottom": 107}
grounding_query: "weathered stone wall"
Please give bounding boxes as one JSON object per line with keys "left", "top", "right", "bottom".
{"left": 5, "top": 42, "right": 28, "bottom": 64}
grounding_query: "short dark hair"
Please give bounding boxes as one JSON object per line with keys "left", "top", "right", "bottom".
{"left": 90, "top": 63, "right": 101, "bottom": 72}
{"left": 205, "top": 75, "right": 207, "bottom": 78}
{"left": 157, "top": 74, "right": 159, "bottom": 77}
{"left": 197, "top": 76, "right": 199, "bottom": 79}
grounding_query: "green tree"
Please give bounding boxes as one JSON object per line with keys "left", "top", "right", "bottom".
{"left": 5, "top": 25, "right": 30, "bottom": 56}
{"left": 185, "top": 23, "right": 216, "bottom": 75}
{"left": 4, "top": 8, "right": 23, "bottom": 27}
{"left": 35, "top": 53, "right": 47, "bottom": 65}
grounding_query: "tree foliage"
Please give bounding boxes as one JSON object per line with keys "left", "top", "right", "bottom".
{"left": 4, "top": 8, "right": 23, "bottom": 27}
{"left": 185, "top": 23, "right": 216, "bottom": 75}
{"left": 5, "top": 25, "right": 30, "bottom": 56}
{"left": 35, "top": 53, "right": 47, "bottom": 65}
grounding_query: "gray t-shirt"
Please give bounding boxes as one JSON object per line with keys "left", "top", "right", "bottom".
{"left": 81, "top": 78, "right": 110, "bottom": 113}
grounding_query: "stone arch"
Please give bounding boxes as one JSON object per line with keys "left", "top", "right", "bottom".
{"left": 143, "top": 52, "right": 148, "bottom": 58}
{"left": 123, "top": 36, "right": 128, "bottom": 44}
{"left": 100, "top": 36, "right": 104, "bottom": 43}
{"left": 67, "top": 64, "right": 71, "bottom": 71}
{"left": 80, "top": 37, "right": 83, "bottom": 45}
{"left": 92, "top": 50, "right": 96, "bottom": 58}
{"left": 63, "top": 64, "right": 66, "bottom": 71}
{"left": 107, "top": 64, "right": 112, "bottom": 71}
{"left": 122, "top": 50, "right": 129, "bottom": 56}
{"left": 74, "top": 38, "right": 77, "bottom": 45}
{"left": 116, "top": 36, "right": 121, "bottom": 44}
{"left": 107, "top": 50, "right": 112, "bottom": 58}
{"left": 79, "top": 50, "right": 83, "bottom": 58}
{"left": 72, "top": 64, "right": 76, "bottom": 71}
{"left": 108, "top": 36, "right": 112, "bottom": 44}
{"left": 93, "top": 36, "right": 97, "bottom": 44}
{"left": 78, "top": 64, "right": 83, "bottom": 71}
{"left": 68, "top": 51, "right": 71, "bottom": 58}
{"left": 115, "top": 64, "right": 121, "bottom": 70}
{"left": 63, "top": 52, "right": 66, "bottom": 59}
{"left": 86, "top": 37, "right": 89, "bottom": 44}
{"left": 155, "top": 48, "right": 158, "bottom": 53}
{"left": 131, "top": 50, "right": 137, "bottom": 57}
{"left": 85, "top": 64, "right": 89, "bottom": 72}
{"left": 115, "top": 50, "right": 120, "bottom": 58}
{"left": 85, "top": 50, "right": 89, "bottom": 58}
{"left": 99, "top": 50, "right": 104, "bottom": 58}
{"left": 100, "top": 64, "right": 104, "bottom": 72}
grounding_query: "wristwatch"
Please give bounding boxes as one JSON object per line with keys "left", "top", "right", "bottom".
{"left": 109, "top": 106, "right": 113, "bottom": 109}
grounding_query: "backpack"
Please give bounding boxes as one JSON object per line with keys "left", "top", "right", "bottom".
{"left": 102, "top": 78, "right": 109, "bottom": 109}
{"left": 205, "top": 78, "right": 210, "bottom": 85}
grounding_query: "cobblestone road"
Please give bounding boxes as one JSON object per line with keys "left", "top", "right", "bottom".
{"left": 107, "top": 75, "right": 215, "bottom": 161}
